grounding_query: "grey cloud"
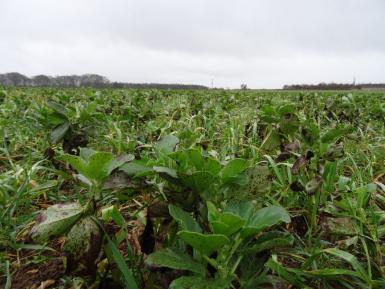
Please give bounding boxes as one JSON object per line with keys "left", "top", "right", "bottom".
{"left": 1, "top": 0, "right": 384, "bottom": 88}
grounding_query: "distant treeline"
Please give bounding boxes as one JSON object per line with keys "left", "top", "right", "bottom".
{"left": 109, "top": 82, "right": 208, "bottom": 90}
{"left": 283, "top": 82, "right": 385, "bottom": 90}
{"left": 0, "top": 72, "right": 208, "bottom": 90}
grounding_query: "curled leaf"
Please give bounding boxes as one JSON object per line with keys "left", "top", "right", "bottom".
{"left": 276, "top": 140, "right": 300, "bottom": 161}
{"left": 291, "top": 150, "right": 314, "bottom": 175}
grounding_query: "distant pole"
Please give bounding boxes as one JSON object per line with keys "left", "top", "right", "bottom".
{"left": 211, "top": 79, "right": 214, "bottom": 89}
{"left": 353, "top": 76, "right": 356, "bottom": 86}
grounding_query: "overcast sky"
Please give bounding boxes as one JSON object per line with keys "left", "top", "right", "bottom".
{"left": 1, "top": 0, "right": 384, "bottom": 88}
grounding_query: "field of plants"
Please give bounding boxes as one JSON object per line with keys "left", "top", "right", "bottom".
{"left": 0, "top": 87, "right": 384, "bottom": 289}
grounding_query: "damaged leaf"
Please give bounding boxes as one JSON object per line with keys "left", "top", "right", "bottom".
{"left": 246, "top": 165, "right": 272, "bottom": 194}
{"left": 320, "top": 217, "right": 358, "bottom": 236}
{"left": 276, "top": 140, "right": 300, "bottom": 161}
{"left": 63, "top": 216, "right": 102, "bottom": 271}
{"left": 305, "top": 176, "right": 322, "bottom": 194}
{"left": 30, "top": 203, "right": 83, "bottom": 243}
{"left": 291, "top": 150, "right": 314, "bottom": 175}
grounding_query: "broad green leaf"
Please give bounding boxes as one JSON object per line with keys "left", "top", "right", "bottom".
{"left": 220, "top": 159, "right": 248, "bottom": 184}
{"left": 79, "top": 102, "right": 97, "bottom": 121}
{"left": 75, "top": 173, "right": 92, "bottom": 186}
{"left": 169, "top": 205, "right": 202, "bottom": 233}
{"left": 29, "top": 203, "right": 83, "bottom": 243}
{"left": 153, "top": 166, "right": 178, "bottom": 179}
{"left": 207, "top": 201, "right": 245, "bottom": 235}
{"left": 50, "top": 121, "right": 70, "bottom": 144}
{"left": 86, "top": 152, "right": 115, "bottom": 180}
{"left": 87, "top": 152, "right": 115, "bottom": 180}
{"left": 205, "top": 158, "right": 222, "bottom": 176}
{"left": 186, "top": 149, "right": 205, "bottom": 171}
{"left": 62, "top": 150, "right": 133, "bottom": 182}
{"left": 120, "top": 161, "right": 153, "bottom": 176}
{"left": 46, "top": 111, "right": 67, "bottom": 125}
{"left": 179, "top": 171, "right": 217, "bottom": 194}
{"left": 302, "top": 119, "right": 320, "bottom": 145}
{"left": 321, "top": 126, "right": 354, "bottom": 143}
{"left": 105, "top": 154, "right": 135, "bottom": 175}
{"left": 170, "top": 149, "right": 205, "bottom": 171}
{"left": 154, "top": 134, "right": 179, "bottom": 155}
{"left": 279, "top": 113, "right": 300, "bottom": 135}
{"left": 260, "top": 105, "right": 280, "bottom": 123}
{"left": 210, "top": 213, "right": 245, "bottom": 236}
{"left": 178, "top": 231, "right": 229, "bottom": 256}
{"left": 146, "top": 248, "right": 205, "bottom": 275}
{"left": 170, "top": 276, "right": 206, "bottom": 289}
{"left": 47, "top": 100, "right": 68, "bottom": 118}
{"left": 221, "top": 159, "right": 248, "bottom": 179}
{"left": 224, "top": 200, "right": 255, "bottom": 222}
{"left": 323, "top": 161, "right": 338, "bottom": 192}
{"left": 61, "top": 154, "right": 87, "bottom": 176}
{"left": 242, "top": 206, "right": 291, "bottom": 238}
{"left": 79, "top": 147, "right": 96, "bottom": 162}
{"left": 278, "top": 104, "right": 296, "bottom": 116}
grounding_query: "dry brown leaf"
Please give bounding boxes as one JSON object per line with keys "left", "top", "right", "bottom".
{"left": 39, "top": 279, "right": 56, "bottom": 289}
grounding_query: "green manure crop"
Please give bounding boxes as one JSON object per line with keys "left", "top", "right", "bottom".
{"left": 0, "top": 87, "right": 384, "bottom": 288}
